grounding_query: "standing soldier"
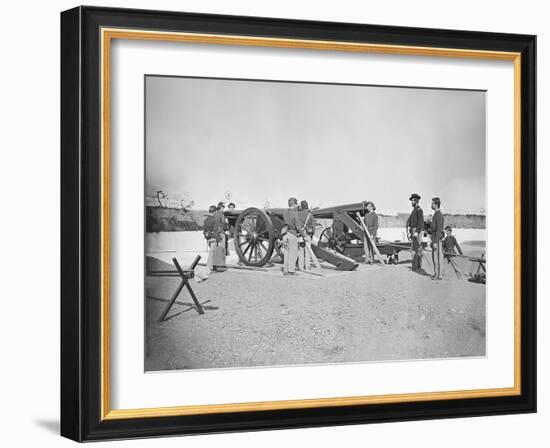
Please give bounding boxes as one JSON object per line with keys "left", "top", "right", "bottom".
{"left": 362, "top": 201, "right": 379, "bottom": 264}
{"left": 214, "top": 202, "right": 228, "bottom": 256}
{"left": 225, "top": 202, "right": 236, "bottom": 254}
{"left": 203, "top": 205, "right": 220, "bottom": 271}
{"left": 430, "top": 197, "right": 445, "bottom": 280}
{"left": 407, "top": 193, "right": 424, "bottom": 271}
{"left": 297, "top": 200, "right": 314, "bottom": 270}
{"left": 282, "top": 197, "right": 304, "bottom": 276}
{"left": 214, "top": 202, "right": 226, "bottom": 229}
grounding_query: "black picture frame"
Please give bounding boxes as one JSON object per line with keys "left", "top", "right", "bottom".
{"left": 61, "top": 5, "right": 536, "bottom": 442}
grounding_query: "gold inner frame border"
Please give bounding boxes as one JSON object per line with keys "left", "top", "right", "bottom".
{"left": 99, "top": 27, "right": 522, "bottom": 421}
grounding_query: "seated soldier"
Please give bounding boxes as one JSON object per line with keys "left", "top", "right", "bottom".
{"left": 442, "top": 225, "right": 463, "bottom": 257}
{"left": 442, "top": 225, "right": 463, "bottom": 278}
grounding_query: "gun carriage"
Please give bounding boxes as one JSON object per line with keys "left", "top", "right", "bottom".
{"left": 225, "top": 202, "right": 420, "bottom": 270}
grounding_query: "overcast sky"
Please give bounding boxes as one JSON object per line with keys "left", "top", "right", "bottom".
{"left": 145, "top": 76, "right": 486, "bottom": 214}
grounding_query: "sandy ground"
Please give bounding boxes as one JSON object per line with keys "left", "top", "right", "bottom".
{"left": 145, "top": 250, "right": 486, "bottom": 371}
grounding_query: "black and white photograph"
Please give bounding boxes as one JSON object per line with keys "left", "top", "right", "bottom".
{"left": 144, "top": 75, "right": 487, "bottom": 372}
{"left": 54, "top": 3, "right": 538, "bottom": 443}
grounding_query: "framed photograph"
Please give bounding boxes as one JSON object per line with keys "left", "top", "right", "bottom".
{"left": 61, "top": 6, "right": 536, "bottom": 441}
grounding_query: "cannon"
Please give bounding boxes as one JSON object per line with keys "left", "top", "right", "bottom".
{"left": 225, "top": 202, "right": 422, "bottom": 270}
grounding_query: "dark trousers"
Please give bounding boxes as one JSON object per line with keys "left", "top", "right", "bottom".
{"left": 411, "top": 234, "right": 422, "bottom": 270}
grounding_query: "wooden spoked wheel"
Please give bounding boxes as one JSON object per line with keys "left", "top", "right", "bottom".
{"left": 233, "top": 207, "right": 275, "bottom": 267}
{"left": 318, "top": 227, "right": 346, "bottom": 254}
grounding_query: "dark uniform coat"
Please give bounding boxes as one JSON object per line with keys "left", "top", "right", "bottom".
{"left": 407, "top": 205, "right": 424, "bottom": 270}
{"left": 442, "top": 235, "right": 462, "bottom": 255}
{"left": 203, "top": 214, "right": 219, "bottom": 241}
{"left": 430, "top": 210, "right": 445, "bottom": 243}
{"left": 407, "top": 205, "right": 424, "bottom": 235}
{"left": 213, "top": 210, "right": 226, "bottom": 232}
{"left": 299, "top": 209, "right": 315, "bottom": 236}
{"left": 364, "top": 211, "right": 379, "bottom": 237}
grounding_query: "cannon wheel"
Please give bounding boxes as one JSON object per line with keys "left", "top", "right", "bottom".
{"left": 318, "top": 227, "right": 346, "bottom": 254}
{"left": 234, "top": 207, "right": 275, "bottom": 267}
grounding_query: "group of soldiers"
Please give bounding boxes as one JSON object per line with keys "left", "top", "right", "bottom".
{"left": 203, "top": 198, "right": 316, "bottom": 274}
{"left": 280, "top": 198, "right": 316, "bottom": 275}
{"left": 202, "top": 201, "right": 236, "bottom": 271}
{"left": 407, "top": 193, "right": 462, "bottom": 280}
{"left": 280, "top": 192, "right": 463, "bottom": 279}
{"left": 202, "top": 193, "right": 464, "bottom": 279}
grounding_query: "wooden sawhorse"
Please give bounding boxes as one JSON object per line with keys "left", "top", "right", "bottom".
{"left": 468, "top": 253, "right": 486, "bottom": 284}
{"left": 147, "top": 255, "right": 204, "bottom": 322}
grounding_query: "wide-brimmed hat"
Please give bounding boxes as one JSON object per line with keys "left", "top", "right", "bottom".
{"left": 409, "top": 193, "right": 421, "bottom": 200}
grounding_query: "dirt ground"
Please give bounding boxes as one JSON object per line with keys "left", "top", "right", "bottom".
{"left": 145, "top": 251, "right": 486, "bottom": 371}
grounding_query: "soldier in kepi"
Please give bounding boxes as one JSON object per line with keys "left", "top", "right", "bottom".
{"left": 407, "top": 193, "right": 424, "bottom": 271}
{"left": 282, "top": 197, "right": 305, "bottom": 276}
{"left": 429, "top": 197, "right": 445, "bottom": 280}
{"left": 203, "top": 205, "right": 220, "bottom": 271}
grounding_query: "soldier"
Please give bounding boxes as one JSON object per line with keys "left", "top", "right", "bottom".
{"left": 442, "top": 225, "right": 463, "bottom": 278}
{"left": 297, "top": 200, "right": 314, "bottom": 270}
{"left": 407, "top": 193, "right": 424, "bottom": 271}
{"left": 214, "top": 202, "right": 226, "bottom": 229}
{"left": 226, "top": 202, "right": 236, "bottom": 254}
{"left": 430, "top": 197, "right": 445, "bottom": 280}
{"left": 362, "top": 201, "right": 378, "bottom": 264}
{"left": 203, "top": 205, "right": 220, "bottom": 271}
{"left": 214, "top": 202, "right": 228, "bottom": 256}
{"left": 282, "top": 197, "right": 304, "bottom": 276}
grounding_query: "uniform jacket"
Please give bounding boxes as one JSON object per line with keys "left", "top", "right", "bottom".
{"left": 407, "top": 205, "right": 424, "bottom": 234}
{"left": 299, "top": 209, "right": 315, "bottom": 236}
{"left": 430, "top": 210, "right": 445, "bottom": 243}
{"left": 364, "top": 211, "right": 379, "bottom": 237}
{"left": 213, "top": 210, "right": 226, "bottom": 232}
{"left": 203, "top": 214, "right": 219, "bottom": 241}
{"left": 283, "top": 208, "right": 304, "bottom": 237}
{"left": 442, "top": 235, "right": 463, "bottom": 255}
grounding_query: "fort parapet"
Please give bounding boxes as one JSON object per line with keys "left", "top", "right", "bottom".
{"left": 146, "top": 206, "right": 486, "bottom": 233}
